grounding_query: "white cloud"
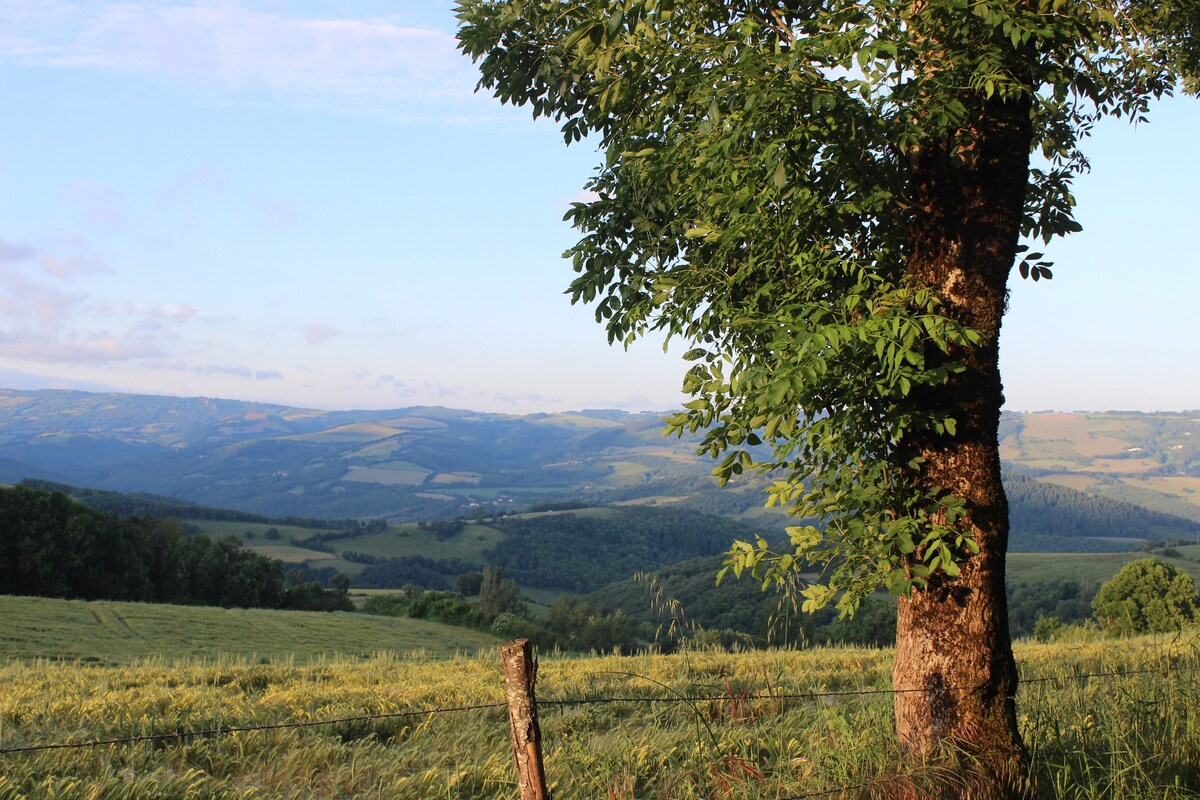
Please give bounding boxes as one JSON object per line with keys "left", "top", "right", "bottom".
{"left": 0, "top": 1, "right": 480, "bottom": 115}
{"left": 492, "top": 390, "right": 561, "bottom": 408}
{"left": 38, "top": 252, "right": 112, "bottom": 279}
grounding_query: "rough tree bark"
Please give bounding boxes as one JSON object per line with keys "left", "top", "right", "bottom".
{"left": 892, "top": 92, "right": 1034, "bottom": 796}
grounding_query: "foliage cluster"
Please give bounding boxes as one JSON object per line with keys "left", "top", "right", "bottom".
{"left": 0, "top": 487, "right": 351, "bottom": 612}
{"left": 360, "top": 579, "right": 649, "bottom": 656}
{"left": 18, "top": 479, "right": 270, "bottom": 523}
{"left": 456, "top": 0, "right": 1193, "bottom": 621}
{"left": 591, "top": 557, "right": 1120, "bottom": 645}
{"left": 489, "top": 508, "right": 748, "bottom": 592}
{"left": 353, "top": 555, "right": 479, "bottom": 590}
{"left": 1006, "top": 580, "right": 1097, "bottom": 638}
{"left": 1091, "top": 557, "right": 1200, "bottom": 635}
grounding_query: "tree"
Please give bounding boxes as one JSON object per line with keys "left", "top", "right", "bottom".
{"left": 1092, "top": 558, "right": 1200, "bottom": 635}
{"left": 457, "top": 0, "right": 1195, "bottom": 791}
{"left": 478, "top": 566, "right": 526, "bottom": 616}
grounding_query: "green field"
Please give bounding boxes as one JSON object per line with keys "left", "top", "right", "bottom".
{"left": 1, "top": 619, "right": 1196, "bottom": 799}
{"left": 1006, "top": 550, "right": 1200, "bottom": 586}
{"left": 0, "top": 595, "right": 499, "bottom": 665}
{"left": 341, "top": 465, "right": 431, "bottom": 486}
{"left": 1001, "top": 413, "right": 1200, "bottom": 520}
{"left": 190, "top": 521, "right": 340, "bottom": 542}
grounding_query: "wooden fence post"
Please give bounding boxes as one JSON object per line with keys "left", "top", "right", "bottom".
{"left": 501, "top": 638, "right": 551, "bottom": 800}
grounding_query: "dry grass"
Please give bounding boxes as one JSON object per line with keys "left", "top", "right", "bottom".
{"left": 1, "top": 630, "right": 1197, "bottom": 799}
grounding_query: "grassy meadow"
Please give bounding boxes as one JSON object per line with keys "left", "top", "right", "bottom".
{"left": 1007, "top": 547, "right": 1200, "bottom": 586}
{"left": 0, "top": 596, "right": 499, "bottom": 665}
{"left": 1, "top": 600, "right": 1197, "bottom": 799}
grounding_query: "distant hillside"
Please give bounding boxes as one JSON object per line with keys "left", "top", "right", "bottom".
{"left": 0, "top": 388, "right": 712, "bottom": 521}
{"left": 1004, "top": 469, "right": 1200, "bottom": 551}
{"left": 2, "top": 389, "right": 1199, "bottom": 552}
{"left": 19, "top": 479, "right": 273, "bottom": 523}
{"left": 998, "top": 410, "right": 1200, "bottom": 523}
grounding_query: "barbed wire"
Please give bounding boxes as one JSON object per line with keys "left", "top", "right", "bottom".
{"left": 0, "top": 701, "right": 506, "bottom": 755}
{"left": 0, "top": 661, "right": 1191, "bottom": 758}
{"left": 541, "top": 663, "right": 1192, "bottom": 709}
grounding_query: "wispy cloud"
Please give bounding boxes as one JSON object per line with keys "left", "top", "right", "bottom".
{"left": 0, "top": 238, "right": 194, "bottom": 365}
{"left": 0, "top": 240, "right": 36, "bottom": 264}
{"left": 0, "top": 331, "right": 166, "bottom": 363}
{"left": 298, "top": 323, "right": 341, "bottom": 345}
{"left": 84, "top": 301, "right": 199, "bottom": 328}
{"left": 0, "top": 237, "right": 110, "bottom": 279}
{"left": 492, "top": 390, "right": 562, "bottom": 408}
{"left": 193, "top": 363, "right": 282, "bottom": 380}
{"left": 64, "top": 181, "right": 128, "bottom": 228}
{"left": 0, "top": 1, "right": 481, "bottom": 117}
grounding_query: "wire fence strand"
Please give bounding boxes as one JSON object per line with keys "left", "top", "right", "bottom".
{"left": 0, "top": 701, "right": 507, "bottom": 755}
{"left": 1, "top": 661, "right": 1188, "bottom": 757}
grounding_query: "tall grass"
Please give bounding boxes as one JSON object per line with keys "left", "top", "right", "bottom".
{"left": 0, "top": 632, "right": 1197, "bottom": 799}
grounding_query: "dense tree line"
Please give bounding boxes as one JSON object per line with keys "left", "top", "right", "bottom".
{"left": 488, "top": 508, "right": 750, "bottom": 592}
{"left": 1006, "top": 581, "right": 1097, "bottom": 637}
{"left": 1004, "top": 470, "right": 1200, "bottom": 548}
{"left": 18, "top": 479, "right": 392, "bottom": 532}
{"left": 353, "top": 555, "right": 478, "bottom": 590}
{"left": 589, "top": 556, "right": 1119, "bottom": 645}
{"left": 360, "top": 576, "right": 651, "bottom": 655}
{"left": 0, "top": 486, "right": 350, "bottom": 611}
{"left": 19, "top": 479, "right": 271, "bottom": 523}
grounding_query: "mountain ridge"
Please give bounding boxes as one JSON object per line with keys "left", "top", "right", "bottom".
{"left": 2, "top": 388, "right": 1198, "bottom": 549}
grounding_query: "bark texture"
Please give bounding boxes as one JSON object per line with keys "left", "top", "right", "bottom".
{"left": 892, "top": 93, "right": 1034, "bottom": 797}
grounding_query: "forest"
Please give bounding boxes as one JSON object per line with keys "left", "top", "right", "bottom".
{"left": 0, "top": 486, "right": 351, "bottom": 611}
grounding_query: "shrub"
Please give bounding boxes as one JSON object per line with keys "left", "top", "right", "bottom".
{"left": 1033, "top": 615, "right": 1063, "bottom": 643}
{"left": 1092, "top": 558, "right": 1200, "bottom": 635}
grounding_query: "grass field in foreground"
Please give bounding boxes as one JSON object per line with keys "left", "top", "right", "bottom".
{"left": 0, "top": 631, "right": 1196, "bottom": 799}
{"left": 0, "top": 595, "right": 499, "bottom": 665}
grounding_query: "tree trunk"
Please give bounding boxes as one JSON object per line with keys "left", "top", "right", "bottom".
{"left": 892, "top": 93, "right": 1033, "bottom": 797}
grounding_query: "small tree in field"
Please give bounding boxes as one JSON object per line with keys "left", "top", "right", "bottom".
{"left": 457, "top": 0, "right": 1197, "bottom": 793}
{"left": 1093, "top": 557, "right": 1200, "bottom": 635}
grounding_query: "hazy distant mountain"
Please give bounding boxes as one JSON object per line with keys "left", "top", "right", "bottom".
{"left": 1, "top": 388, "right": 1198, "bottom": 548}
{"left": 0, "top": 388, "right": 712, "bottom": 521}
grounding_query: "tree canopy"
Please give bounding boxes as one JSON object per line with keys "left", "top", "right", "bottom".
{"left": 1092, "top": 557, "right": 1200, "bottom": 635}
{"left": 458, "top": 0, "right": 1194, "bottom": 616}
{"left": 457, "top": 0, "right": 1196, "bottom": 775}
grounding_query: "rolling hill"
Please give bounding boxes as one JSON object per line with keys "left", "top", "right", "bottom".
{"left": 2, "top": 389, "right": 1198, "bottom": 554}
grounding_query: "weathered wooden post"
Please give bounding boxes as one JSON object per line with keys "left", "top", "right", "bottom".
{"left": 501, "top": 638, "right": 550, "bottom": 800}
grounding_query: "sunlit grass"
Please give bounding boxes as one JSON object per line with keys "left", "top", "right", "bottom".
{"left": 0, "top": 595, "right": 499, "bottom": 665}
{"left": 0, "top": 629, "right": 1196, "bottom": 798}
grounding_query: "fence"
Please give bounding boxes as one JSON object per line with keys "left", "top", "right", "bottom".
{"left": 1, "top": 638, "right": 1197, "bottom": 799}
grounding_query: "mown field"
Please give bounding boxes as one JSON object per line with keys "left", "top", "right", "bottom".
{"left": 1, "top": 603, "right": 1197, "bottom": 799}
{"left": 1007, "top": 545, "right": 1200, "bottom": 586}
{"left": 0, "top": 596, "right": 499, "bottom": 665}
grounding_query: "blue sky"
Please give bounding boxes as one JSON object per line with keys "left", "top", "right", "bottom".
{"left": 1, "top": 1, "right": 1196, "bottom": 414}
